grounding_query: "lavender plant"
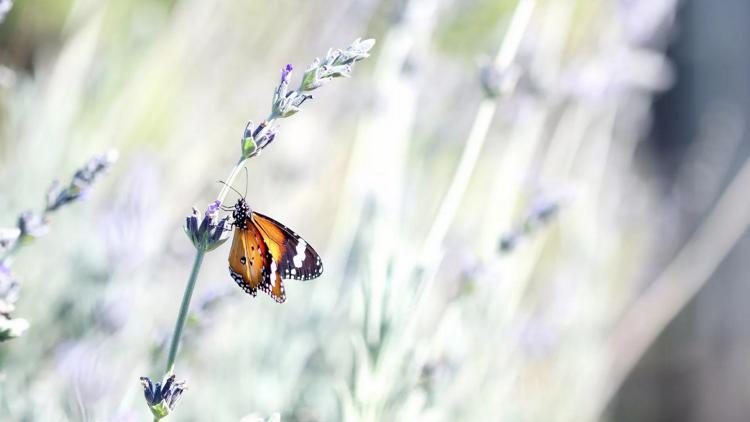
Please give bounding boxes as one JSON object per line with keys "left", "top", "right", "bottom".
{"left": 0, "top": 1, "right": 688, "bottom": 420}
{"left": 0, "top": 151, "right": 117, "bottom": 341}
{"left": 140, "top": 37, "right": 375, "bottom": 421}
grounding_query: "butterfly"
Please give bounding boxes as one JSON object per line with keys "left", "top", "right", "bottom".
{"left": 227, "top": 197, "right": 323, "bottom": 303}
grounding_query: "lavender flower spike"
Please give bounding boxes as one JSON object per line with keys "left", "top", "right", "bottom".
{"left": 45, "top": 150, "right": 118, "bottom": 213}
{"left": 301, "top": 38, "right": 376, "bottom": 92}
{"left": 184, "top": 200, "right": 229, "bottom": 252}
{"left": 270, "top": 37, "right": 375, "bottom": 119}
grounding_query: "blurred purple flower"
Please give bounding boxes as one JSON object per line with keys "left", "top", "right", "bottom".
{"left": 91, "top": 296, "right": 129, "bottom": 334}
{"left": 499, "top": 195, "right": 562, "bottom": 253}
{"left": 512, "top": 314, "right": 559, "bottom": 359}
{"left": 55, "top": 340, "right": 110, "bottom": 402}
{"left": 100, "top": 156, "right": 160, "bottom": 268}
{"left": 17, "top": 211, "right": 49, "bottom": 240}
{"left": 0, "top": 227, "right": 20, "bottom": 255}
{"left": 561, "top": 48, "right": 673, "bottom": 105}
{"left": 0, "top": 260, "right": 9, "bottom": 276}
{"left": 46, "top": 150, "right": 118, "bottom": 213}
{"left": 617, "top": 0, "right": 678, "bottom": 47}
{"left": 0, "top": 260, "right": 19, "bottom": 316}
{"left": 479, "top": 62, "right": 524, "bottom": 98}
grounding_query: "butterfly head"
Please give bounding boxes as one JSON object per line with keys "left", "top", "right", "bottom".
{"left": 232, "top": 198, "right": 252, "bottom": 229}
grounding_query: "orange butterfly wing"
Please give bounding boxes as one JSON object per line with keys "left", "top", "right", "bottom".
{"left": 251, "top": 212, "right": 323, "bottom": 301}
{"left": 228, "top": 225, "right": 271, "bottom": 297}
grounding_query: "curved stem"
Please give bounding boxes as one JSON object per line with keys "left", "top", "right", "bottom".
{"left": 217, "top": 117, "right": 278, "bottom": 205}
{"left": 166, "top": 249, "right": 205, "bottom": 374}
{"left": 601, "top": 154, "right": 750, "bottom": 414}
{"left": 217, "top": 159, "right": 249, "bottom": 205}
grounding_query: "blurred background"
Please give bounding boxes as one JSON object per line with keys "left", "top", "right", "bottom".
{"left": 0, "top": 0, "right": 748, "bottom": 421}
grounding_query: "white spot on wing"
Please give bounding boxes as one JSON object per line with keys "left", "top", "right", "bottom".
{"left": 293, "top": 239, "right": 306, "bottom": 268}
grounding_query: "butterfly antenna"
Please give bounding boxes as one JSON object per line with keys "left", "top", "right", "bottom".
{"left": 217, "top": 180, "right": 243, "bottom": 199}
{"left": 243, "top": 166, "right": 249, "bottom": 198}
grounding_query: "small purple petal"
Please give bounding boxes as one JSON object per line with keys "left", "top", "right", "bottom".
{"left": 281, "top": 64, "right": 293, "bottom": 83}
{"left": 206, "top": 200, "right": 221, "bottom": 215}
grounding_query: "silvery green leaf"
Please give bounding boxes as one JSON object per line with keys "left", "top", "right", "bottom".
{"left": 281, "top": 105, "right": 300, "bottom": 118}
{"left": 333, "top": 38, "right": 376, "bottom": 65}
{"left": 301, "top": 62, "right": 327, "bottom": 91}
{"left": 321, "top": 64, "right": 352, "bottom": 79}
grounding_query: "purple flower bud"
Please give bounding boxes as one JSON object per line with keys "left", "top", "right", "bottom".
{"left": 184, "top": 201, "right": 229, "bottom": 252}
{"left": 281, "top": 64, "right": 293, "bottom": 83}
{"left": 205, "top": 200, "right": 221, "bottom": 216}
{"left": 140, "top": 374, "right": 186, "bottom": 419}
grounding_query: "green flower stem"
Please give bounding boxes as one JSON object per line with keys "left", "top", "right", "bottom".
{"left": 218, "top": 118, "right": 277, "bottom": 203}
{"left": 165, "top": 249, "right": 205, "bottom": 375}
{"left": 164, "top": 146, "right": 271, "bottom": 375}
{"left": 166, "top": 123, "right": 274, "bottom": 375}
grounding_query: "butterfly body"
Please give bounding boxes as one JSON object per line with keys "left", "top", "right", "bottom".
{"left": 228, "top": 198, "right": 322, "bottom": 303}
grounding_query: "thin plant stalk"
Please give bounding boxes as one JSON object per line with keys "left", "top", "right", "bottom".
{"left": 343, "top": 3, "right": 537, "bottom": 418}
{"left": 165, "top": 132, "right": 263, "bottom": 374}
{"left": 165, "top": 153, "right": 252, "bottom": 374}
{"left": 165, "top": 249, "right": 205, "bottom": 374}
{"left": 419, "top": 0, "right": 536, "bottom": 266}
